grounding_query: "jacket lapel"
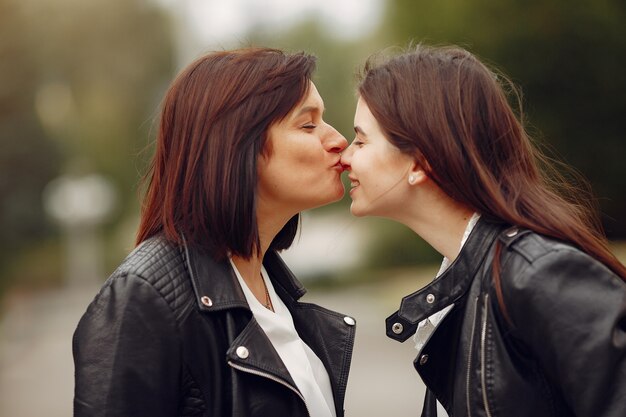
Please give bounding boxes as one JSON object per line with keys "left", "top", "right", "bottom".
{"left": 386, "top": 217, "right": 506, "bottom": 342}
{"left": 288, "top": 303, "right": 356, "bottom": 416}
{"left": 183, "top": 243, "right": 307, "bottom": 313}
{"left": 264, "top": 252, "right": 356, "bottom": 416}
{"left": 183, "top": 243, "right": 324, "bottom": 397}
{"left": 226, "top": 317, "right": 301, "bottom": 392}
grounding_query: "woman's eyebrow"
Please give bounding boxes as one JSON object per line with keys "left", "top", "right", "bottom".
{"left": 296, "top": 106, "right": 316, "bottom": 116}
{"left": 294, "top": 103, "right": 324, "bottom": 118}
{"left": 354, "top": 126, "right": 368, "bottom": 137}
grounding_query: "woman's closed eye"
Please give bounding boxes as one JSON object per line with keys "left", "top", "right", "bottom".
{"left": 302, "top": 123, "right": 317, "bottom": 130}
{"left": 352, "top": 139, "right": 364, "bottom": 147}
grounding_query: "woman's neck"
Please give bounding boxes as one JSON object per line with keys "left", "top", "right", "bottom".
{"left": 231, "top": 206, "right": 293, "bottom": 306}
{"left": 397, "top": 184, "right": 475, "bottom": 261}
{"left": 413, "top": 207, "right": 474, "bottom": 261}
{"left": 231, "top": 253, "right": 264, "bottom": 290}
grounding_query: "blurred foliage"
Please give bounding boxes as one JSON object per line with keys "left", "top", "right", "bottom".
{"left": 361, "top": 219, "right": 440, "bottom": 268}
{"left": 385, "top": 0, "right": 626, "bottom": 237}
{"left": 0, "top": 0, "right": 61, "bottom": 295}
{"left": 0, "top": 0, "right": 174, "bottom": 299}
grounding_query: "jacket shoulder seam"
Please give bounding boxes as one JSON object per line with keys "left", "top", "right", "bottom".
{"left": 505, "top": 232, "right": 551, "bottom": 263}
{"left": 106, "top": 238, "right": 195, "bottom": 324}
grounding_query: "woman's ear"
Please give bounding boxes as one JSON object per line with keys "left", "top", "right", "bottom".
{"left": 407, "top": 161, "right": 429, "bottom": 185}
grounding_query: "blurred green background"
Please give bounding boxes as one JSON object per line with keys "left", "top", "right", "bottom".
{"left": 1, "top": 0, "right": 625, "bottom": 306}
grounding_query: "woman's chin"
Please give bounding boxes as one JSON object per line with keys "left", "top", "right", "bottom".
{"left": 306, "top": 187, "right": 345, "bottom": 210}
{"left": 329, "top": 183, "right": 346, "bottom": 202}
{"left": 349, "top": 201, "right": 368, "bottom": 217}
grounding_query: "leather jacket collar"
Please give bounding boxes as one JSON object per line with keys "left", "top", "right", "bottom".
{"left": 386, "top": 217, "right": 506, "bottom": 342}
{"left": 183, "top": 243, "right": 307, "bottom": 313}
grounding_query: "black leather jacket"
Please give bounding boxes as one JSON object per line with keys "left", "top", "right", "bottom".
{"left": 386, "top": 218, "right": 626, "bottom": 417}
{"left": 73, "top": 236, "right": 356, "bottom": 417}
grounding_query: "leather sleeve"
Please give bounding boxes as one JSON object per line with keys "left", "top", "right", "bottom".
{"left": 503, "top": 248, "right": 626, "bottom": 417}
{"left": 73, "top": 273, "right": 181, "bottom": 417}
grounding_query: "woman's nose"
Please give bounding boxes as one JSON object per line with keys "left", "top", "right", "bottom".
{"left": 324, "top": 125, "right": 348, "bottom": 153}
{"left": 340, "top": 143, "right": 353, "bottom": 168}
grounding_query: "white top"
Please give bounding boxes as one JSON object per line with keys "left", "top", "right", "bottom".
{"left": 413, "top": 212, "right": 481, "bottom": 417}
{"left": 229, "top": 260, "right": 337, "bottom": 417}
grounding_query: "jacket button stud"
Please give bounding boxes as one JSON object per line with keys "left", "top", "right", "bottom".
{"left": 344, "top": 316, "right": 356, "bottom": 326}
{"left": 200, "top": 296, "right": 213, "bottom": 307}
{"left": 392, "top": 322, "right": 404, "bottom": 334}
{"left": 419, "top": 354, "right": 429, "bottom": 365}
{"left": 426, "top": 294, "right": 435, "bottom": 304}
{"left": 236, "top": 346, "right": 249, "bottom": 359}
{"left": 506, "top": 228, "right": 518, "bottom": 237}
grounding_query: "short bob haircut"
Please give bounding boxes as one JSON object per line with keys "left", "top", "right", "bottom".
{"left": 136, "top": 48, "right": 316, "bottom": 260}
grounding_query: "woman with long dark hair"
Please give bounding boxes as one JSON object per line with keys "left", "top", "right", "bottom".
{"left": 73, "top": 48, "right": 355, "bottom": 417}
{"left": 341, "top": 44, "right": 626, "bottom": 417}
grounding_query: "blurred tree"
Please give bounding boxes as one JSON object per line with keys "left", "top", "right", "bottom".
{"left": 24, "top": 0, "right": 174, "bottom": 200}
{"left": 0, "top": 0, "right": 61, "bottom": 294}
{"left": 384, "top": 0, "right": 626, "bottom": 237}
{"left": 0, "top": 0, "right": 174, "bottom": 297}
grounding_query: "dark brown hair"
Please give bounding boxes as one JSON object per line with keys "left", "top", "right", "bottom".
{"left": 136, "top": 48, "right": 316, "bottom": 259}
{"left": 358, "top": 45, "right": 626, "bottom": 314}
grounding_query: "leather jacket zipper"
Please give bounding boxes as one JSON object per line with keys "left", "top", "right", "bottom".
{"left": 480, "top": 294, "right": 493, "bottom": 417}
{"left": 227, "top": 360, "right": 311, "bottom": 417}
{"left": 466, "top": 296, "right": 480, "bottom": 417}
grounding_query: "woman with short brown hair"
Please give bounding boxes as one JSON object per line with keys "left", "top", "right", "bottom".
{"left": 73, "top": 48, "right": 355, "bottom": 417}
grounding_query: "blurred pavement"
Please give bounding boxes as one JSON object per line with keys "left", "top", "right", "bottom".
{"left": 0, "top": 270, "right": 435, "bottom": 417}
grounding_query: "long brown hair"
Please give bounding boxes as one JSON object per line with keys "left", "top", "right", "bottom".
{"left": 358, "top": 45, "right": 626, "bottom": 294}
{"left": 136, "top": 48, "right": 316, "bottom": 259}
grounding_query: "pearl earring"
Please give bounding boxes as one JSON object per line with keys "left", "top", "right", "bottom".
{"left": 408, "top": 174, "right": 417, "bottom": 185}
